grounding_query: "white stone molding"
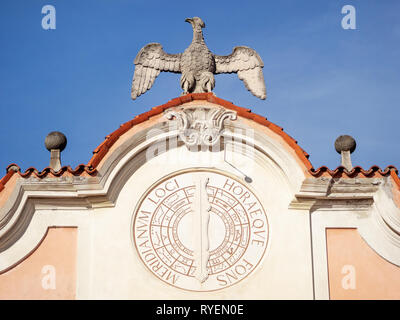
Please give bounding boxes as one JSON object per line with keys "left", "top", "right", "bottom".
{"left": 165, "top": 106, "right": 237, "bottom": 147}
{"left": 0, "top": 109, "right": 306, "bottom": 274}
{"left": 293, "top": 176, "right": 400, "bottom": 299}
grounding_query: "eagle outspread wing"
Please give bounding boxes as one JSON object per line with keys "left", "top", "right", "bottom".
{"left": 131, "top": 43, "right": 181, "bottom": 100}
{"left": 214, "top": 46, "right": 266, "bottom": 99}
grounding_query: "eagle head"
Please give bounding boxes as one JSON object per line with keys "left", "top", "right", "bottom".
{"left": 185, "top": 17, "right": 205, "bottom": 30}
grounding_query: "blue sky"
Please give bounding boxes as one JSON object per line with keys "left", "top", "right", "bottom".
{"left": 0, "top": 0, "right": 399, "bottom": 173}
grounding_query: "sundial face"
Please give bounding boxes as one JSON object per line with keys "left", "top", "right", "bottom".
{"left": 133, "top": 170, "right": 269, "bottom": 291}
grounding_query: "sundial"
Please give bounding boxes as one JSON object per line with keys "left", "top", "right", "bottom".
{"left": 133, "top": 170, "right": 269, "bottom": 291}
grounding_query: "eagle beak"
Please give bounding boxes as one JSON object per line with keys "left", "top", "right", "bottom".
{"left": 185, "top": 18, "right": 193, "bottom": 23}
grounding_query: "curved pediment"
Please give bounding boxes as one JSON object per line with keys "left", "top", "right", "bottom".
{"left": 1, "top": 93, "right": 400, "bottom": 299}
{"left": 0, "top": 93, "right": 309, "bottom": 265}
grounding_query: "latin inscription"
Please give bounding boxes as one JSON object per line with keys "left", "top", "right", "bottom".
{"left": 133, "top": 171, "right": 269, "bottom": 291}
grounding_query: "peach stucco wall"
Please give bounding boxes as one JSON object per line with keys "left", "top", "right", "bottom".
{"left": 0, "top": 227, "right": 77, "bottom": 300}
{"left": 326, "top": 228, "right": 400, "bottom": 300}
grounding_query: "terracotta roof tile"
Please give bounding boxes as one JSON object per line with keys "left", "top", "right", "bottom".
{"left": 391, "top": 169, "right": 400, "bottom": 189}
{"left": 0, "top": 168, "right": 15, "bottom": 192}
{"left": 5, "top": 164, "right": 96, "bottom": 179}
{"left": 0, "top": 93, "right": 398, "bottom": 192}
{"left": 310, "top": 165, "right": 398, "bottom": 178}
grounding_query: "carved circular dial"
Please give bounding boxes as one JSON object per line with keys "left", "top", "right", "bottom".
{"left": 133, "top": 170, "right": 269, "bottom": 291}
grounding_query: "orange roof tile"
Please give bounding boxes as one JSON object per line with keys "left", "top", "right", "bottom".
{"left": 310, "top": 165, "right": 398, "bottom": 179}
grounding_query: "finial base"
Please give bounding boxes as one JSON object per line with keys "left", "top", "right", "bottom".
{"left": 49, "top": 149, "right": 62, "bottom": 171}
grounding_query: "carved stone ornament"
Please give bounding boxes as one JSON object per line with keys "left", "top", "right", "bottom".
{"left": 165, "top": 107, "right": 237, "bottom": 147}
{"left": 131, "top": 17, "right": 266, "bottom": 100}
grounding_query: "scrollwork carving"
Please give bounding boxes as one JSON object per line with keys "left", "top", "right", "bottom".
{"left": 165, "top": 107, "right": 237, "bottom": 147}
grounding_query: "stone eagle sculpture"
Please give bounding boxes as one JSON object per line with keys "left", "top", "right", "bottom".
{"left": 131, "top": 17, "right": 266, "bottom": 100}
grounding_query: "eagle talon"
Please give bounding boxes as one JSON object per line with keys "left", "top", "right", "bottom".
{"left": 200, "top": 71, "right": 215, "bottom": 93}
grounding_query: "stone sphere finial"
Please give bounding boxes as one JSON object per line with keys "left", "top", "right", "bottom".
{"left": 334, "top": 135, "right": 356, "bottom": 154}
{"left": 45, "top": 131, "right": 67, "bottom": 152}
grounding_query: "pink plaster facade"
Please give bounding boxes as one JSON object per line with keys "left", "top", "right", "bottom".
{"left": 0, "top": 227, "right": 77, "bottom": 300}
{"left": 326, "top": 228, "right": 400, "bottom": 300}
